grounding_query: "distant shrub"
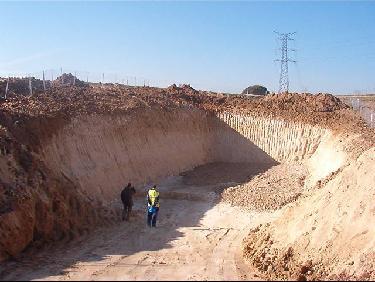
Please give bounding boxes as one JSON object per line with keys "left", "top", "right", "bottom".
{"left": 242, "top": 85, "right": 268, "bottom": 95}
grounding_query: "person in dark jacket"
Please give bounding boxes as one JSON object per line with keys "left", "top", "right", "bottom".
{"left": 121, "top": 182, "right": 136, "bottom": 221}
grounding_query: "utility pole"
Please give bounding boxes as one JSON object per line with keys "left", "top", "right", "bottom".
{"left": 274, "top": 31, "right": 296, "bottom": 94}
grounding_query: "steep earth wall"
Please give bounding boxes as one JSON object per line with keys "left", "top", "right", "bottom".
{"left": 214, "top": 113, "right": 349, "bottom": 189}
{"left": 40, "top": 108, "right": 215, "bottom": 202}
{"left": 215, "top": 112, "right": 329, "bottom": 162}
{"left": 38, "top": 110, "right": 337, "bottom": 204}
{"left": 0, "top": 130, "right": 116, "bottom": 262}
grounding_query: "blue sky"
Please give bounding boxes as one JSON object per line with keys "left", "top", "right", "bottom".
{"left": 0, "top": 1, "right": 375, "bottom": 94}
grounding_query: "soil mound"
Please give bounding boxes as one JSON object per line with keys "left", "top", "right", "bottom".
{"left": 53, "top": 73, "right": 86, "bottom": 87}
{"left": 221, "top": 163, "right": 307, "bottom": 211}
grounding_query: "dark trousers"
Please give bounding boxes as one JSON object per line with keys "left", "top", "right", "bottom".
{"left": 147, "top": 207, "right": 159, "bottom": 227}
{"left": 122, "top": 203, "right": 132, "bottom": 221}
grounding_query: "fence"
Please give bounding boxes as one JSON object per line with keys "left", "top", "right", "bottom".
{"left": 349, "top": 97, "right": 375, "bottom": 128}
{"left": 0, "top": 68, "right": 199, "bottom": 99}
{"left": 0, "top": 68, "right": 171, "bottom": 99}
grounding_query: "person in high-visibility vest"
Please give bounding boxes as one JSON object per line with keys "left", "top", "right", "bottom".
{"left": 147, "top": 185, "right": 160, "bottom": 227}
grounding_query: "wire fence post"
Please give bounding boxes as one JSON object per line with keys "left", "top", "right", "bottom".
{"left": 29, "top": 76, "right": 33, "bottom": 96}
{"left": 5, "top": 77, "right": 9, "bottom": 99}
{"left": 42, "top": 70, "right": 46, "bottom": 92}
{"left": 60, "top": 67, "right": 64, "bottom": 84}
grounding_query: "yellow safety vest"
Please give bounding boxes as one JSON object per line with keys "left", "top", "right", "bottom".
{"left": 148, "top": 188, "right": 160, "bottom": 207}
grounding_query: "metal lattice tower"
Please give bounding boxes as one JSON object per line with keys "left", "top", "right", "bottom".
{"left": 274, "top": 31, "right": 296, "bottom": 94}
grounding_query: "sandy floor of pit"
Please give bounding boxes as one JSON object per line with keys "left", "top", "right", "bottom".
{"left": 0, "top": 163, "right": 283, "bottom": 281}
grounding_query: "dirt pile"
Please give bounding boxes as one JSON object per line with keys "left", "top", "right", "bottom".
{"left": 263, "top": 93, "right": 347, "bottom": 112}
{"left": 221, "top": 162, "right": 307, "bottom": 211}
{"left": 53, "top": 73, "right": 86, "bottom": 87}
{"left": 166, "top": 83, "right": 198, "bottom": 95}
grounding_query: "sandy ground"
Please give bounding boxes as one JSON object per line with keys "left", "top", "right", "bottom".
{"left": 0, "top": 163, "right": 279, "bottom": 281}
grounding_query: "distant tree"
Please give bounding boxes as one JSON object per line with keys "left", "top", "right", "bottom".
{"left": 242, "top": 85, "right": 268, "bottom": 95}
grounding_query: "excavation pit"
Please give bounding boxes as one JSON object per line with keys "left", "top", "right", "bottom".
{"left": 0, "top": 85, "right": 373, "bottom": 280}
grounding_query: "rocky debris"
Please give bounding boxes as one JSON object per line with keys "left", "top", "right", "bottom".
{"left": 221, "top": 162, "right": 307, "bottom": 211}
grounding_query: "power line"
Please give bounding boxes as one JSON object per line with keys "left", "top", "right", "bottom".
{"left": 274, "top": 31, "right": 296, "bottom": 94}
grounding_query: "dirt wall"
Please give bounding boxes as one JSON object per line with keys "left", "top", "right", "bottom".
{"left": 215, "top": 112, "right": 328, "bottom": 163}
{"left": 40, "top": 108, "right": 216, "bottom": 202}
{"left": 38, "top": 110, "right": 335, "bottom": 204}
